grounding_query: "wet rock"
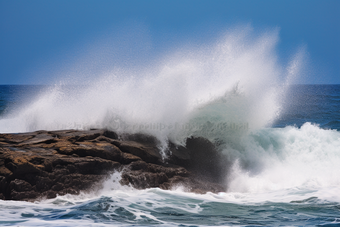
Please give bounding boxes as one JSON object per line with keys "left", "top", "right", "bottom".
{"left": 50, "top": 129, "right": 102, "bottom": 142}
{"left": 0, "top": 129, "right": 226, "bottom": 201}
{"left": 121, "top": 171, "right": 168, "bottom": 189}
{"left": 120, "top": 152, "right": 142, "bottom": 164}
{"left": 9, "top": 179, "right": 34, "bottom": 192}
{"left": 0, "top": 133, "right": 34, "bottom": 144}
{"left": 186, "top": 137, "right": 228, "bottom": 183}
{"left": 58, "top": 142, "right": 122, "bottom": 162}
{"left": 167, "top": 142, "right": 191, "bottom": 168}
{"left": 19, "top": 134, "right": 56, "bottom": 145}
{"left": 117, "top": 141, "right": 162, "bottom": 164}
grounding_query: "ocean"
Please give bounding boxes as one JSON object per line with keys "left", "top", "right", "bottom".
{"left": 1, "top": 84, "right": 339, "bottom": 226}
{"left": 0, "top": 32, "right": 340, "bottom": 226}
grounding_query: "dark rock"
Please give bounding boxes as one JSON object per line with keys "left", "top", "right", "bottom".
{"left": 0, "top": 129, "right": 227, "bottom": 201}
{"left": 117, "top": 141, "right": 162, "bottom": 164}
{"left": 186, "top": 137, "right": 227, "bottom": 183}
{"left": 41, "top": 190, "right": 58, "bottom": 199}
{"left": 103, "top": 130, "right": 118, "bottom": 140}
{"left": 58, "top": 142, "right": 122, "bottom": 162}
{"left": 120, "top": 152, "right": 142, "bottom": 164}
{"left": 50, "top": 129, "right": 102, "bottom": 142}
{"left": 9, "top": 179, "right": 33, "bottom": 192}
{"left": 6, "top": 157, "right": 42, "bottom": 176}
{"left": 35, "top": 176, "right": 53, "bottom": 191}
{"left": 122, "top": 133, "right": 159, "bottom": 145}
{"left": 0, "top": 166, "right": 12, "bottom": 178}
{"left": 94, "top": 135, "right": 116, "bottom": 143}
{"left": 51, "top": 182, "right": 64, "bottom": 191}
{"left": 19, "top": 134, "right": 56, "bottom": 145}
{"left": 0, "top": 176, "right": 8, "bottom": 196}
{"left": 75, "top": 131, "right": 102, "bottom": 142}
{"left": 167, "top": 142, "right": 191, "bottom": 168}
{"left": 128, "top": 160, "right": 148, "bottom": 171}
{"left": 0, "top": 133, "right": 34, "bottom": 144}
{"left": 10, "top": 190, "right": 39, "bottom": 200}
{"left": 121, "top": 171, "right": 168, "bottom": 189}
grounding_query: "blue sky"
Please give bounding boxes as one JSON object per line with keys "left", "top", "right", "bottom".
{"left": 0, "top": 0, "right": 339, "bottom": 84}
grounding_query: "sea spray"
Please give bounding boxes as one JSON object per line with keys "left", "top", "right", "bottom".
{"left": 0, "top": 27, "right": 298, "bottom": 146}
{"left": 0, "top": 27, "right": 317, "bottom": 197}
{"left": 225, "top": 123, "right": 340, "bottom": 199}
{"left": 0, "top": 26, "right": 311, "bottom": 192}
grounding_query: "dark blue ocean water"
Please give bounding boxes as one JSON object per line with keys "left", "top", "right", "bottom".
{"left": 274, "top": 84, "right": 340, "bottom": 131}
{"left": 0, "top": 85, "right": 339, "bottom": 226}
{"left": 0, "top": 85, "right": 47, "bottom": 116}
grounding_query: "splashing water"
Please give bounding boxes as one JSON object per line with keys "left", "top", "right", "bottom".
{"left": 1, "top": 26, "right": 340, "bottom": 226}
{"left": 0, "top": 28, "right": 300, "bottom": 144}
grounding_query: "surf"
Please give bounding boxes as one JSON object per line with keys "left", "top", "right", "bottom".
{"left": 0, "top": 27, "right": 299, "bottom": 139}
{"left": 2, "top": 26, "right": 339, "bottom": 202}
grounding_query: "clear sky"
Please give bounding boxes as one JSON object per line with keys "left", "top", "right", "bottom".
{"left": 0, "top": 0, "right": 339, "bottom": 84}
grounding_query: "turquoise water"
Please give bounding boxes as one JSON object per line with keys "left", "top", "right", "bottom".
{"left": 0, "top": 85, "right": 340, "bottom": 226}
{"left": 1, "top": 26, "right": 340, "bottom": 226}
{"left": 1, "top": 189, "right": 340, "bottom": 226}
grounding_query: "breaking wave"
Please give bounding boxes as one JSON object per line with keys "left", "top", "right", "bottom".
{"left": 0, "top": 28, "right": 301, "bottom": 143}
{"left": 3, "top": 27, "right": 339, "bottom": 202}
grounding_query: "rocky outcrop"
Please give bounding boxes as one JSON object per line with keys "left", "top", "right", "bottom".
{"left": 0, "top": 129, "right": 226, "bottom": 201}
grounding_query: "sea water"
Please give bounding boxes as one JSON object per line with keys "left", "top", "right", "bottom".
{"left": 0, "top": 28, "right": 339, "bottom": 226}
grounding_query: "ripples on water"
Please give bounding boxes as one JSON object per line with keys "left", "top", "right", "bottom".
{"left": 1, "top": 188, "right": 340, "bottom": 226}
{"left": 1, "top": 28, "right": 339, "bottom": 226}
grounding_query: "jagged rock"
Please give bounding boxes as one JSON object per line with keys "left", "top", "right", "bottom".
{"left": 117, "top": 141, "right": 162, "bottom": 164}
{"left": 167, "top": 142, "right": 191, "bottom": 168}
{"left": 120, "top": 152, "right": 142, "bottom": 164}
{"left": 0, "top": 129, "right": 227, "bottom": 201}
{"left": 57, "top": 142, "right": 122, "bottom": 162}
{"left": 19, "top": 133, "right": 56, "bottom": 145}
{"left": 0, "top": 133, "right": 35, "bottom": 144}
{"left": 186, "top": 137, "right": 228, "bottom": 183}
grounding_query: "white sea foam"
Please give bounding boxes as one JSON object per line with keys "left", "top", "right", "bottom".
{"left": 1, "top": 26, "right": 339, "bottom": 227}
{"left": 223, "top": 123, "right": 340, "bottom": 202}
{"left": 3, "top": 27, "right": 339, "bottom": 203}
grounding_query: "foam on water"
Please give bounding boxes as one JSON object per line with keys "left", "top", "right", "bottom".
{"left": 1, "top": 134, "right": 339, "bottom": 226}
{"left": 223, "top": 123, "right": 340, "bottom": 202}
{"left": 1, "top": 174, "right": 339, "bottom": 226}
{"left": 1, "top": 27, "right": 339, "bottom": 214}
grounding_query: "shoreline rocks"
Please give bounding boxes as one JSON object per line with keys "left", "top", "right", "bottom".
{"left": 0, "top": 129, "right": 226, "bottom": 201}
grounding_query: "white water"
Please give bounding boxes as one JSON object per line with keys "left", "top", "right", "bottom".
{"left": 1, "top": 151, "right": 339, "bottom": 226}
{"left": 0, "top": 28, "right": 295, "bottom": 140}
{"left": 1, "top": 27, "right": 339, "bottom": 205}
{"left": 225, "top": 123, "right": 340, "bottom": 203}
